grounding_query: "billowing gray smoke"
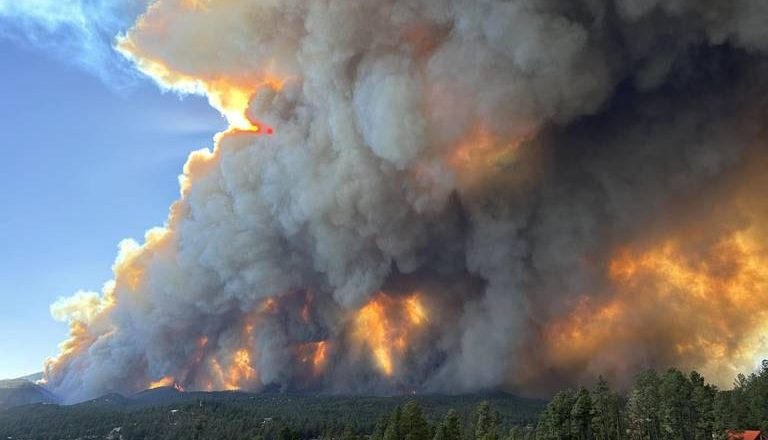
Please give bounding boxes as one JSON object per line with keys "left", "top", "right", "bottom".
{"left": 45, "top": 0, "right": 768, "bottom": 403}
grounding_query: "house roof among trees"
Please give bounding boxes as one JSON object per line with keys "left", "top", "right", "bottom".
{"left": 727, "top": 430, "right": 765, "bottom": 440}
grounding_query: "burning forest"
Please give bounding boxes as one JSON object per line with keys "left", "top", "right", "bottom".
{"left": 40, "top": 0, "right": 768, "bottom": 403}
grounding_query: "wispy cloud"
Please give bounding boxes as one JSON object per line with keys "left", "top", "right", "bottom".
{"left": 0, "top": 0, "right": 149, "bottom": 85}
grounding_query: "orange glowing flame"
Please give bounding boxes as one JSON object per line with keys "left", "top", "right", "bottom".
{"left": 148, "top": 376, "right": 185, "bottom": 391}
{"left": 301, "top": 292, "right": 314, "bottom": 323}
{"left": 352, "top": 293, "right": 428, "bottom": 376}
{"left": 447, "top": 125, "right": 522, "bottom": 184}
{"left": 208, "top": 348, "right": 258, "bottom": 391}
{"left": 148, "top": 376, "right": 178, "bottom": 390}
{"left": 260, "top": 297, "right": 278, "bottom": 314}
{"left": 228, "top": 349, "right": 257, "bottom": 386}
{"left": 148, "top": 376, "right": 174, "bottom": 389}
{"left": 117, "top": 38, "right": 287, "bottom": 134}
{"left": 298, "top": 341, "right": 329, "bottom": 375}
{"left": 547, "top": 229, "right": 768, "bottom": 384}
{"left": 405, "top": 294, "right": 428, "bottom": 325}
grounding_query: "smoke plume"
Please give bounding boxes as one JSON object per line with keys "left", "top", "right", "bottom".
{"left": 44, "top": 0, "right": 768, "bottom": 402}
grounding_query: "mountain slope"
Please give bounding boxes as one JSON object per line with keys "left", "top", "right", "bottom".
{"left": 0, "top": 379, "right": 59, "bottom": 410}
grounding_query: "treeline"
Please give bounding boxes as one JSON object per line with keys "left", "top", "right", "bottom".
{"left": 326, "top": 400, "right": 507, "bottom": 440}
{"left": 353, "top": 363, "right": 768, "bottom": 440}
{"left": 2, "top": 363, "right": 767, "bottom": 440}
{"left": 528, "top": 361, "right": 768, "bottom": 440}
{"left": 0, "top": 393, "right": 542, "bottom": 440}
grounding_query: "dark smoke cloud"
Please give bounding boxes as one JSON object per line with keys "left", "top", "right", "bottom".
{"left": 44, "top": 0, "right": 768, "bottom": 402}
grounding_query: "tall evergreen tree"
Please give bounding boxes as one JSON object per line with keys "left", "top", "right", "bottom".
{"left": 689, "top": 371, "right": 716, "bottom": 440}
{"left": 402, "top": 401, "right": 431, "bottom": 440}
{"left": 659, "top": 368, "right": 693, "bottom": 439}
{"left": 372, "top": 414, "right": 391, "bottom": 440}
{"left": 536, "top": 390, "right": 575, "bottom": 440}
{"left": 384, "top": 406, "right": 403, "bottom": 440}
{"left": 590, "top": 376, "right": 622, "bottom": 440}
{"left": 473, "top": 401, "right": 499, "bottom": 440}
{"left": 627, "top": 370, "right": 662, "bottom": 440}
{"left": 570, "top": 388, "right": 592, "bottom": 440}
{"left": 747, "top": 360, "right": 768, "bottom": 431}
{"left": 434, "top": 409, "right": 462, "bottom": 440}
{"left": 504, "top": 426, "right": 530, "bottom": 440}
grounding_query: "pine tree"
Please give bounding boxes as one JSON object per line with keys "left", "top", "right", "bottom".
{"left": 535, "top": 390, "right": 575, "bottom": 440}
{"left": 402, "top": 401, "right": 431, "bottom": 440}
{"left": 385, "top": 406, "right": 403, "bottom": 440}
{"left": 504, "top": 426, "right": 528, "bottom": 440}
{"left": 434, "top": 409, "right": 462, "bottom": 440}
{"left": 590, "top": 376, "right": 622, "bottom": 440}
{"left": 373, "top": 414, "right": 391, "bottom": 440}
{"left": 627, "top": 370, "right": 662, "bottom": 440}
{"left": 473, "top": 401, "right": 499, "bottom": 440}
{"left": 659, "top": 368, "right": 693, "bottom": 439}
{"left": 748, "top": 360, "right": 768, "bottom": 431}
{"left": 689, "top": 371, "right": 716, "bottom": 440}
{"left": 570, "top": 387, "right": 592, "bottom": 440}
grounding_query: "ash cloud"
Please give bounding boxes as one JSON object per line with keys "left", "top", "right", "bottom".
{"left": 44, "top": 0, "right": 768, "bottom": 402}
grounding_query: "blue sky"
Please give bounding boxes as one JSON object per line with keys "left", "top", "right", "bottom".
{"left": 0, "top": 36, "right": 225, "bottom": 379}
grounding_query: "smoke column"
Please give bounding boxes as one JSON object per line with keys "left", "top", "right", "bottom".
{"left": 44, "top": 0, "right": 768, "bottom": 402}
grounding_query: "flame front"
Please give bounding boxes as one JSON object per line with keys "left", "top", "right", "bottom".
{"left": 547, "top": 228, "right": 768, "bottom": 385}
{"left": 148, "top": 376, "right": 175, "bottom": 389}
{"left": 298, "top": 341, "right": 329, "bottom": 375}
{"left": 352, "top": 293, "right": 428, "bottom": 377}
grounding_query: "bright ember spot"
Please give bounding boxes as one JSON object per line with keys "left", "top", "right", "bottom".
{"left": 352, "top": 293, "right": 428, "bottom": 376}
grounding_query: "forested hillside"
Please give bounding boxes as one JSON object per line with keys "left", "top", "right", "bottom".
{"left": 0, "top": 378, "right": 58, "bottom": 410}
{"left": 1, "top": 362, "right": 767, "bottom": 440}
{"left": 0, "top": 392, "right": 543, "bottom": 440}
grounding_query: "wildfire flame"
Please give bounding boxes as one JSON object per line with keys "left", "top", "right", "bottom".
{"left": 148, "top": 376, "right": 185, "bottom": 391}
{"left": 228, "top": 349, "right": 258, "bottom": 387}
{"left": 148, "top": 376, "right": 174, "bottom": 389}
{"left": 352, "top": 293, "right": 428, "bottom": 376}
{"left": 547, "top": 229, "right": 768, "bottom": 384}
{"left": 298, "top": 341, "right": 329, "bottom": 375}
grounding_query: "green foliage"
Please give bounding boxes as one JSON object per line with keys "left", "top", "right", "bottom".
{"left": 589, "top": 377, "right": 622, "bottom": 440}
{"left": 504, "top": 425, "right": 533, "bottom": 440}
{"left": 402, "top": 401, "right": 431, "bottom": 440}
{"left": 373, "top": 413, "right": 391, "bottom": 440}
{"left": 473, "top": 401, "right": 499, "bottom": 440}
{"left": 340, "top": 424, "right": 361, "bottom": 440}
{"left": 627, "top": 369, "right": 662, "bottom": 440}
{"left": 3, "top": 362, "right": 768, "bottom": 440}
{"left": 434, "top": 410, "right": 462, "bottom": 440}
{"left": 0, "top": 392, "right": 544, "bottom": 440}
{"left": 384, "top": 406, "right": 403, "bottom": 440}
{"left": 570, "top": 388, "right": 592, "bottom": 440}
